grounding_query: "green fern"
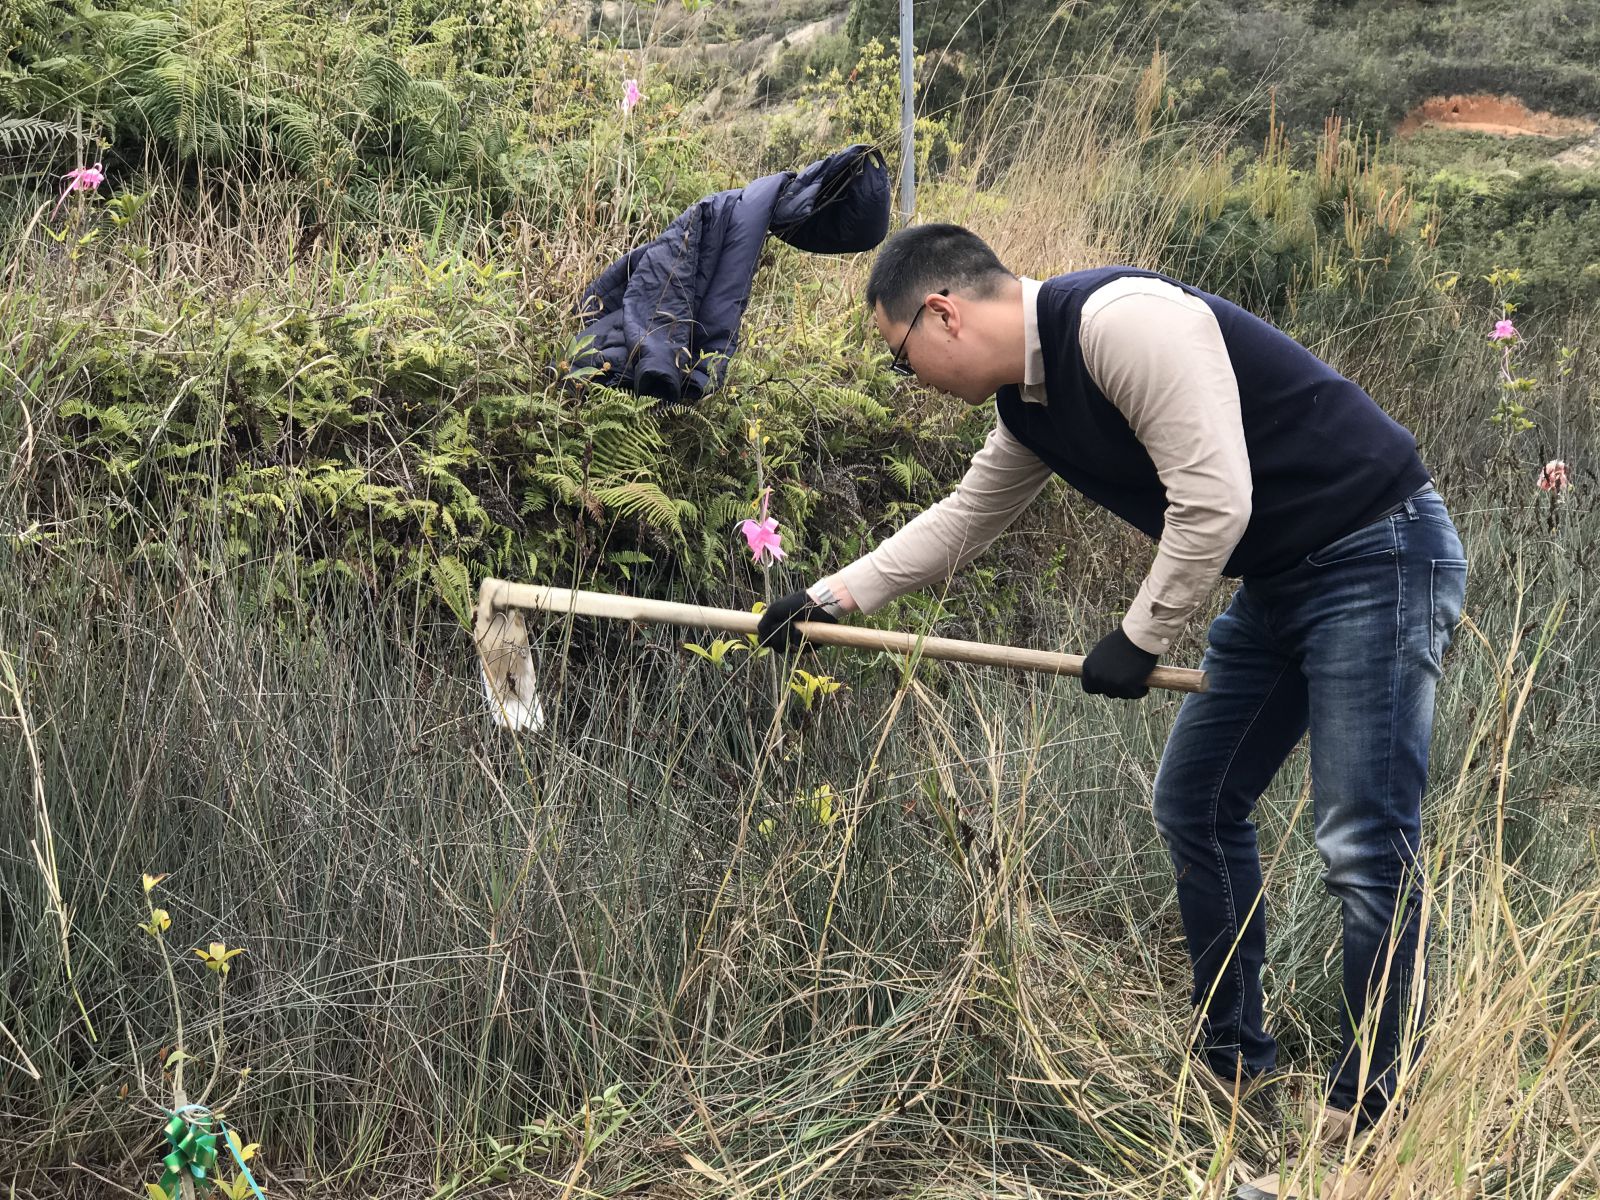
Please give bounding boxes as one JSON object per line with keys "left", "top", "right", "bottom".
{"left": 430, "top": 554, "right": 474, "bottom": 627}
{"left": 592, "top": 482, "right": 696, "bottom": 537}
{"left": 884, "top": 453, "right": 935, "bottom": 494}
{"left": 245, "top": 94, "right": 324, "bottom": 172}
{"left": 817, "top": 385, "right": 890, "bottom": 423}
{"left": 0, "top": 115, "right": 73, "bottom": 153}
{"left": 355, "top": 52, "right": 413, "bottom": 113}
{"left": 112, "top": 14, "right": 180, "bottom": 67}
{"left": 704, "top": 494, "right": 750, "bottom": 532}
{"left": 587, "top": 422, "right": 663, "bottom": 480}
{"left": 533, "top": 458, "right": 585, "bottom": 507}
{"left": 2, "top": 0, "right": 532, "bottom": 200}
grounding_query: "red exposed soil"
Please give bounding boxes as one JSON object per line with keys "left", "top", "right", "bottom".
{"left": 1397, "top": 93, "right": 1597, "bottom": 139}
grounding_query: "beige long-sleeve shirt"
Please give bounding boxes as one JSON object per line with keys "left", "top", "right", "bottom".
{"left": 812, "top": 275, "right": 1252, "bottom": 655}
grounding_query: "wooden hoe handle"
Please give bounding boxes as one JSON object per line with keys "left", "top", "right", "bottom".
{"left": 480, "top": 580, "right": 1209, "bottom": 694}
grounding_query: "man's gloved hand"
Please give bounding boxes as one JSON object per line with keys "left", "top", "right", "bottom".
{"left": 757, "top": 590, "right": 839, "bottom": 651}
{"left": 1081, "top": 627, "right": 1159, "bottom": 699}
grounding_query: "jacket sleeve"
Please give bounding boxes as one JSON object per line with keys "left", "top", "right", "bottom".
{"left": 623, "top": 208, "right": 705, "bottom": 402}
{"left": 580, "top": 244, "right": 647, "bottom": 319}
{"left": 574, "top": 245, "right": 647, "bottom": 385}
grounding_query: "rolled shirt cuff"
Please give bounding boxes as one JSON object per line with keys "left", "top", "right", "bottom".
{"left": 805, "top": 579, "right": 849, "bottom": 618}
{"left": 1121, "top": 600, "right": 1184, "bottom": 656}
{"left": 824, "top": 558, "right": 899, "bottom": 614}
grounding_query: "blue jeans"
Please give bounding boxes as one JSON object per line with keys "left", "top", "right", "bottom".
{"left": 1153, "top": 487, "right": 1466, "bottom": 1123}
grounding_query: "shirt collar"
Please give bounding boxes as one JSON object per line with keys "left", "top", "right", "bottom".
{"left": 1021, "top": 276, "right": 1046, "bottom": 404}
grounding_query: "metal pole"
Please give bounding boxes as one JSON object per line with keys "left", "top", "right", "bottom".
{"left": 898, "top": 0, "right": 914, "bottom": 219}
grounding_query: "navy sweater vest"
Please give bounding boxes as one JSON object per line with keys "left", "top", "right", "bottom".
{"left": 994, "top": 267, "right": 1431, "bottom": 578}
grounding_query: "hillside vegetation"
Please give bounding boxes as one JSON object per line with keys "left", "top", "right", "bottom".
{"left": 3, "top": 2, "right": 1598, "bottom": 1197}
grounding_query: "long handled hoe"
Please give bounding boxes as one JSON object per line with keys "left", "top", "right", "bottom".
{"left": 472, "top": 577, "right": 1208, "bottom": 731}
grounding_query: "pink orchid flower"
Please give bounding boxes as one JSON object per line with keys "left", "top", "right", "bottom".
{"left": 1538, "top": 460, "right": 1570, "bottom": 494}
{"left": 737, "top": 489, "right": 785, "bottom": 565}
{"left": 1490, "top": 319, "right": 1518, "bottom": 341}
{"left": 621, "top": 78, "right": 642, "bottom": 115}
{"left": 51, "top": 162, "right": 105, "bottom": 217}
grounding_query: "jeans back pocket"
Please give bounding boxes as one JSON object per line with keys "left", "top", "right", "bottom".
{"left": 1429, "top": 559, "right": 1468, "bottom": 669}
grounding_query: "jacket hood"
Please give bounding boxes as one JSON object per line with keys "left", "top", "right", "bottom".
{"left": 771, "top": 144, "right": 890, "bottom": 254}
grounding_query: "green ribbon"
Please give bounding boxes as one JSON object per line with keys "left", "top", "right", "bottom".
{"left": 157, "top": 1110, "right": 220, "bottom": 1196}
{"left": 153, "top": 1105, "right": 265, "bottom": 1199}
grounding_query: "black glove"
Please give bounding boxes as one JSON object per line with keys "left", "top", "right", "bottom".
{"left": 757, "top": 590, "right": 838, "bottom": 651}
{"left": 1081, "top": 627, "right": 1159, "bottom": 699}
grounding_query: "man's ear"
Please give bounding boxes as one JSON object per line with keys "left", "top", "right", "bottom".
{"left": 926, "top": 291, "right": 959, "bottom": 334}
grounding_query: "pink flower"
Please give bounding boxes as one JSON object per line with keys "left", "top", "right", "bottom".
{"left": 621, "top": 78, "right": 642, "bottom": 115}
{"left": 1537, "top": 460, "right": 1570, "bottom": 493}
{"left": 737, "top": 489, "right": 785, "bottom": 565}
{"left": 51, "top": 162, "right": 105, "bottom": 217}
{"left": 1491, "top": 319, "right": 1518, "bottom": 342}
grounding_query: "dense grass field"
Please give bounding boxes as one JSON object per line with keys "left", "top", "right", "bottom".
{"left": 3, "top": 2, "right": 1600, "bottom": 1196}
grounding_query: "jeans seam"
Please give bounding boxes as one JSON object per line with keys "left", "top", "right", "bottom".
{"left": 1342, "top": 527, "right": 1406, "bottom": 1107}
{"left": 1206, "top": 657, "right": 1298, "bottom": 1054}
{"left": 1385, "top": 532, "right": 1403, "bottom": 862}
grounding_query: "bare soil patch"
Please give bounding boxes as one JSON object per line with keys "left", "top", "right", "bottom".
{"left": 1397, "top": 93, "right": 1597, "bottom": 139}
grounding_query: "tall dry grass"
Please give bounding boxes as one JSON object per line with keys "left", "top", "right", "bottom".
{"left": 3, "top": 21, "right": 1599, "bottom": 1200}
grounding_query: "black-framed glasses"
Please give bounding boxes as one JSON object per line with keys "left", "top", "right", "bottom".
{"left": 889, "top": 289, "right": 948, "bottom": 377}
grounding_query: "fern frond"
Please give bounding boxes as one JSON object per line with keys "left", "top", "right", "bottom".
{"left": 406, "top": 78, "right": 462, "bottom": 130}
{"left": 146, "top": 61, "right": 203, "bottom": 147}
{"left": 0, "top": 115, "right": 74, "bottom": 153}
{"left": 534, "top": 464, "right": 583, "bottom": 505}
{"left": 357, "top": 52, "right": 412, "bottom": 113}
{"left": 587, "top": 423, "right": 663, "bottom": 480}
{"left": 114, "top": 15, "right": 181, "bottom": 68}
{"left": 818, "top": 385, "right": 890, "bottom": 423}
{"left": 256, "top": 95, "right": 323, "bottom": 169}
{"left": 884, "top": 453, "right": 934, "bottom": 494}
{"left": 703, "top": 493, "right": 749, "bottom": 531}
{"left": 592, "top": 481, "right": 694, "bottom": 536}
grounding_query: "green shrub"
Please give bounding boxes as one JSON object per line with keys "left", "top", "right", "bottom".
{"left": 1420, "top": 165, "right": 1600, "bottom": 314}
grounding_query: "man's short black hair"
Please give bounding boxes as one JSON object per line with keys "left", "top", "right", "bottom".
{"left": 866, "top": 224, "right": 1015, "bottom": 324}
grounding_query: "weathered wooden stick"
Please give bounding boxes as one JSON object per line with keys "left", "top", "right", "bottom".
{"left": 477, "top": 580, "right": 1208, "bottom": 694}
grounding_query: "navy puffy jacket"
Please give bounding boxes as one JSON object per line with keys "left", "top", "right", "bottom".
{"left": 575, "top": 144, "right": 889, "bottom": 402}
